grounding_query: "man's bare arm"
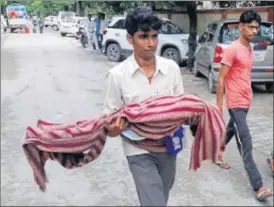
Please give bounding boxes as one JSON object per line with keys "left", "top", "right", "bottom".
{"left": 216, "top": 64, "right": 230, "bottom": 113}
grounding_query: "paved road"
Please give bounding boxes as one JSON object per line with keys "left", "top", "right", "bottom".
{"left": 1, "top": 30, "right": 273, "bottom": 206}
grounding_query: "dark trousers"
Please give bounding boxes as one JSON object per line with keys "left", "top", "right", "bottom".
{"left": 226, "top": 108, "right": 263, "bottom": 191}
{"left": 39, "top": 26, "right": 43, "bottom": 33}
{"left": 96, "top": 34, "right": 103, "bottom": 50}
{"left": 127, "top": 152, "right": 177, "bottom": 206}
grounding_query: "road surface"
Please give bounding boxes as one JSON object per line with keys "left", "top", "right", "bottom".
{"left": 1, "top": 29, "right": 273, "bottom": 206}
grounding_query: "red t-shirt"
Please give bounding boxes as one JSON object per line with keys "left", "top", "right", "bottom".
{"left": 221, "top": 40, "right": 253, "bottom": 109}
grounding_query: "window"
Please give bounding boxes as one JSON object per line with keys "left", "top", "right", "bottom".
{"left": 198, "top": 24, "right": 212, "bottom": 43}
{"left": 64, "top": 17, "right": 76, "bottom": 23}
{"left": 219, "top": 22, "right": 273, "bottom": 44}
{"left": 160, "top": 21, "right": 184, "bottom": 34}
{"left": 109, "top": 19, "right": 125, "bottom": 29}
{"left": 79, "top": 19, "right": 88, "bottom": 25}
{"left": 207, "top": 23, "right": 218, "bottom": 42}
{"left": 259, "top": 24, "right": 273, "bottom": 40}
{"left": 210, "top": 23, "right": 218, "bottom": 33}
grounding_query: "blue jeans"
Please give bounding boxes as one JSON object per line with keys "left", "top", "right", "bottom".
{"left": 96, "top": 34, "right": 103, "bottom": 50}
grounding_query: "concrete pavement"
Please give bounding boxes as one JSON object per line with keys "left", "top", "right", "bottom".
{"left": 1, "top": 30, "right": 273, "bottom": 206}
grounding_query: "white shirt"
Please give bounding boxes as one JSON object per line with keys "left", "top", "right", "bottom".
{"left": 87, "top": 19, "right": 95, "bottom": 33}
{"left": 103, "top": 54, "right": 184, "bottom": 156}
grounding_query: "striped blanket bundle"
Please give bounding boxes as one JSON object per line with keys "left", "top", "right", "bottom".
{"left": 22, "top": 94, "right": 226, "bottom": 192}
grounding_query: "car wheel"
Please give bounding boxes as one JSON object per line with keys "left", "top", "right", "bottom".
{"left": 52, "top": 25, "right": 58, "bottom": 31}
{"left": 265, "top": 83, "right": 273, "bottom": 93}
{"left": 106, "top": 43, "right": 122, "bottom": 62}
{"left": 162, "top": 47, "right": 180, "bottom": 65}
{"left": 193, "top": 61, "right": 203, "bottom": 77}
{"left": 60, "top": 33, "right": 66, "bottom": 37}
{"left": 208, "top": 69, "right": 216, "bottom": 93}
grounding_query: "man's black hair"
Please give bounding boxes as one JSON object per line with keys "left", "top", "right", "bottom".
{"left": 239, "top": 10, "right": 261, "bottom": 24}
{"left": 125, "top": 7, "right": 162, "bottom": 36}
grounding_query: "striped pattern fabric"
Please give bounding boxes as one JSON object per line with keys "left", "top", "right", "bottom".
{"left": 22, "top": 94, "right": 226, "bottom": 191}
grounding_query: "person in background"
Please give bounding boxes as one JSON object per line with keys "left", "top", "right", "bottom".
{"left": 32, "top": 15, "right": 38, "bottom": 33}
{"left": 104, "top": 7, "right": 184, "bottom": 206}
{"left": 216, "top": 10, "right": 273, "bottom": 201}
{"left": 94, "top": 12, "right": 102, "bottom": 51}
{"left": 87, "top": 14, "right": 96, "bottom": 51}
{"left": 38, "top": 17, "right": 44, "bottom": 33}
{"left": 99, "top": 13, "right": 108, "bottom": 51}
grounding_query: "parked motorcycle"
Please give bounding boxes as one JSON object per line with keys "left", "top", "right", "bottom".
{"left": 76, "top": 24, "right": 96, "bottom": 50}
{"left": 77, "top": 27, "right": 88, "bottom": 48}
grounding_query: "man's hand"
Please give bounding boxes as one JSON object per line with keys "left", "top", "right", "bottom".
{"left": 216, "top": 64, "right": 230, "bottom": 116}
{"left": 217, "top": 103, "right": 223, "bottom": 115}
{"left": 105, "top": 117, "right": 129, "bottom": 137}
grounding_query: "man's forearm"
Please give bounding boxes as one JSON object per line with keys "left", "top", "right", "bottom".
{"left": 216, "top": 79, "right": 224, "bottom": 107}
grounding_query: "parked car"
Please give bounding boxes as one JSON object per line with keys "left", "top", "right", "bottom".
{"left": 194, "top": 20, "right": 273, "bottom": 93}
{"left": 59, "top": 16, "right": 88, "bottom": 37}
{"left": 1, "top": 15, "right": 8, "bottom": 32}
{"left": 102, "top": 16, "right": 190, "bottom": 65}
{"left": 1, "top": 21, "right": 4, "bottom": 36}
{"left": 44, "top": 16, "right": 56, "bottom": 27}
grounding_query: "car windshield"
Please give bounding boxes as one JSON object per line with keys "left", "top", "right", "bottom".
{"left": 65, "top": 17, "right": 75, "bottom": 23}
{"left": 160, "top": 21, "right": 185, "bottom": 34}
{"left": 79, "top": 19, "right": 88, "bottom": 25}
{"left": 220, "top": 22, "right": 273, "bottom": 44}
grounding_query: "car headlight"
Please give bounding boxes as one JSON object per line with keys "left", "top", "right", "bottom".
{"left": 181, "top": 39, "right": 188, "bottom": 44}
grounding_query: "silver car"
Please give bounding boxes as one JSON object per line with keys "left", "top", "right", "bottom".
{"left": 194, "top": 20, "right": 273, "bottom": 93}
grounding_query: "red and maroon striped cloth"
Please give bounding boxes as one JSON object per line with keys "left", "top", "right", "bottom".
{"left": 23, "top": 94, "right": 226, "bottom": 191}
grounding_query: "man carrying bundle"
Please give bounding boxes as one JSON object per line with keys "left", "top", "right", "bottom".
{"left": 22, "top": 7, "right": 226, "bottom": 204}
{"left": 104, "top": 7, "right": 184, "bottom": 206}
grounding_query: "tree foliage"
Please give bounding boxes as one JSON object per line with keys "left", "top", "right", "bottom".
{"left": 26, "top": 0, "right": 75, "bottom": 16}
{"left": 1, "top": 1, "right": 8, "bottom": 6}
{"left": 214, "top": 1, "right": 274, "bottom": 8}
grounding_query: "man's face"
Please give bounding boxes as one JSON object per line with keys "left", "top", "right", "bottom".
{"left": 239, "top": 20, "right": 260, "bottom": 41}
{"left": 127, "top": 29, "right": 159, "bottom": 60}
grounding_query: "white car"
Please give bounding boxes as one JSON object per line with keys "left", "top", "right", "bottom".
{"left": 1, "top": 15, "right": 8, "bottom": 32}
{"left": 1, "top": 21, "right": 4, "bottom": 37}
{"left": 44, "top": 16, "right": 56, "bottom": 27}
{"left": 59, "top": 16, "right": 88, "bottom": 37}
{"left": 102, "top": 16, "right": 190, "bottom": 64}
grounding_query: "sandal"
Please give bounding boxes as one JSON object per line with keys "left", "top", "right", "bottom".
{"left": 255, "top": 187, "right": 273, "bottom": 201}
{"left": 267, "top": 158, "right": 274, "bottom": 172}
{"left": 216, "top": 159, "right": 231, "bottom": 169}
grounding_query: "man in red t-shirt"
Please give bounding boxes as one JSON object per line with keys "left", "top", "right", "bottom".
{"left": 216, "top": 10, "right": 273, "bottom": 201}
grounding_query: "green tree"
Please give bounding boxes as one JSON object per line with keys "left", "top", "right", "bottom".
{"left": 214, "top": 1, "right": 274, "bottom": 8}
{"left": 1, "top": 1, "right": 8, "bottom": 6}
{"left": 25, "top": 0, "right": 75, "bottom": 16}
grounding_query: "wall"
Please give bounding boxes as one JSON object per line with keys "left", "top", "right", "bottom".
{"left": 156, "top": 6, "right": 274, "bottom": 34}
